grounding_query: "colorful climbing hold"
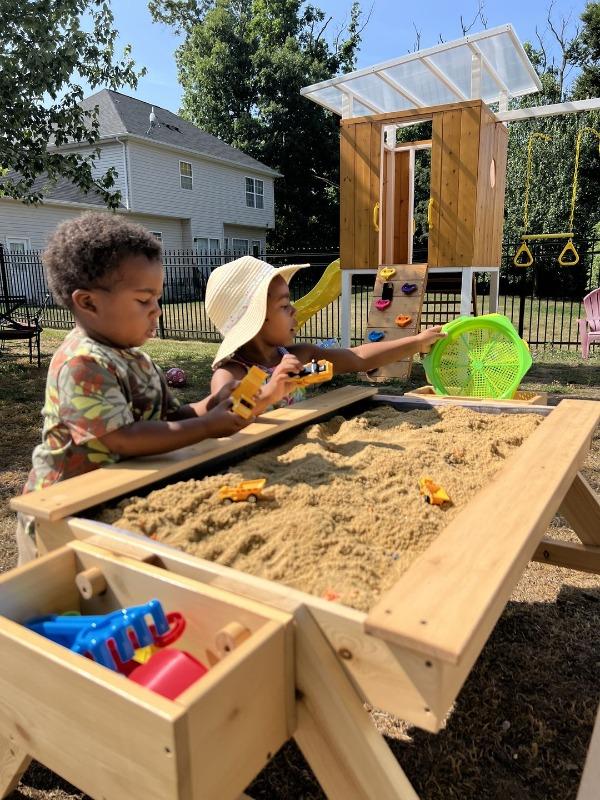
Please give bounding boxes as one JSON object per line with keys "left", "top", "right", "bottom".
{"left": 368, "top": 330, "right": 385, "bottom": 342}
{"left": 375, "top": 298, "right": 391, "bottom": 311}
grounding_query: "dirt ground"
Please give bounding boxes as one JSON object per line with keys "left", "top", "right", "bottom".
{"left": 1, "top": 333, "right": 599, "bottom": 800}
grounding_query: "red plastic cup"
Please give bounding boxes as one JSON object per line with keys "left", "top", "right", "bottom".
{"left": 128, "top": 648, "right": 208, "bottom": 700}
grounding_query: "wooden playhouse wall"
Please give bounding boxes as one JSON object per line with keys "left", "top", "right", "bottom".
{"left": 339, "top": 100, "right": 508, "bottom": 270}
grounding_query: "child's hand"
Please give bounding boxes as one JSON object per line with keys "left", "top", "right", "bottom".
{"left": 264, "top": 354, "right": 303, "bottom": 405}
{"left": 205, "top": 380, "right": 239, "bottom": 411}
{"left": 202, "top": 396, "right": 251, "bottom": 438}
{"left": 416, "top": 326, "right": 446, "bottom": 354}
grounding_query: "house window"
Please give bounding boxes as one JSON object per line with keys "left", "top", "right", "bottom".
{"left": 149, "top": 231, "right": 162, "bottom": 242}
{"left": 6, "top": 238, "right": 30, "bottom": 253}
{"left": 194, "top": 237, "right": 221, "bottom": 265}
{"left": 232, "top": 238, "right": 249, "bottom": 255}
{"left": 245, "top": 177, "right": 264, "bottom": 209}
{"left": 251, "top": 239, "right": 262, "bottom": 257}
{"left": 180, "top": 161, "right": 193, "bottom": 190}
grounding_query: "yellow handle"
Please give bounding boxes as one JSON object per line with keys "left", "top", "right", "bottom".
{"left": 373, "top": 202, "right": 380, "bottom": 232}
{"left": 427, "top": 198, "right": 434, "bottom": 228}
{"left": 513, "top": 240, "right": 534, "bottom": 268}
{"left": 558, "top": 239, "right": 579, "bottom": 266}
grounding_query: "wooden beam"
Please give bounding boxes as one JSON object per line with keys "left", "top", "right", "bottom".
{"left": 532, "top": 537, "right": 600, "bottom": 575}
{"left": 558, "top": 471, "right": 600, "bottom": 545}
{"left": 365, "top": 399, "right": 600, "bottom": 663}
{"left": 341, "top": 99, "right": 482, "bottom": 127}
{"left": 578, "top": 703, "right": 600, "bottom": 799}
{"left": 496, "top": 98, "right": 600, "bottom": 122}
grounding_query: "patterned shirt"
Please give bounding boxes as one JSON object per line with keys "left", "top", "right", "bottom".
{"left": 225, "top": 346, "right": 307, "bottom": 407}
{"left": 24, "top": 328, "right": 180, "bottom": 492}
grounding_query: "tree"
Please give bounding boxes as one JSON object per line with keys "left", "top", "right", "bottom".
{"left": 572, "top": 1, "right": 600, "bottom": 99}
{"left": 150, "top": 0, "right": 363, "bottom": 250}
{"left": 0, "top": 0, "right": 144, "bottom": 207}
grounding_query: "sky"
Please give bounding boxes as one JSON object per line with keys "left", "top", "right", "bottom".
{"left": 92, "top": 0, "right": 589, "bottom": 113}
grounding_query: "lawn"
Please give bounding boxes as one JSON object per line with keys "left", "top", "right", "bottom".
{"left": 0, "top": 328, "right": 599, "bottom": 800}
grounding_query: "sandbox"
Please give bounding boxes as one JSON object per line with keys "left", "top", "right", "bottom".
{"left": 7, "top": 387, "right": 600, "bottom": 800}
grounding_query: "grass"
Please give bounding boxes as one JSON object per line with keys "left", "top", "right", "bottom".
{"left": 1, "top": 329, "right": 599, "bottom": 800}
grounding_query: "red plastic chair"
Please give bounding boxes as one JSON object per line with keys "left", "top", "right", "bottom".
{"left": 578, "top": 288, "right": 600, "bottom": 359}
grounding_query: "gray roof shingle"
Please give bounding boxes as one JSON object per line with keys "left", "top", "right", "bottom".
{"left": 81, "top": 90, "right": 279, "bottom": 176}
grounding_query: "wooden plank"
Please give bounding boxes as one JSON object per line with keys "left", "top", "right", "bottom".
{"left": 455, "top": 105, "right": 480, "bottom": 266}
{"left": 11, "top": 386, "right": 377, "bottom": 521}
{"left": 490, "top": 121, "right": 508, "bottom": 267}
{"left": 354, "top": 122, "right": 373, "bottom": 268}
{"left": 404, "top": 386, "right": 548, "bottom": 406}
{"left": 578, "top": 702, "right": 600, "bottom": 799}
{"left": 473, "top": 108, "right": 496, "bottom": 266}
{"left": 393, "top": 150, "right": 410, "bottom": 263}
{"left": 558, "top": 471, "right": 600, "bottom": 545}
{"left": 428, "top": 112, "right": 443, "bottom": 267}
{"left": 341, "top": 99, "right": 482, "bottom": 128}
{"left": 370, "top": 122, "right": 382, "bottom": 268}
{"left": 532, "top": 537, "right": 600, "bottom": 574}
{"left": 373, "top": 394, "right": 552, "bottom": 415}
{"left": 293, "top": 606, "right": 419, "bottom": 800}
{"left": 437, "top": 108, "right": 462, "bottom": 267}
{"left": 0, "top": 732, "right": 30, "bottom": 799}
{"left": 339, "top": 124, "right": 356, "bottom": 269}
{"left": 394, "top": 139, "right": 432, "bottom": 150}
{"left": 365, "top": 399, "right": 600, "bottom": 663}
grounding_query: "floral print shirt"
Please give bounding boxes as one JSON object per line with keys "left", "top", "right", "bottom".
{"left": 24, "top": 328, "right": 180, "bottom": 492}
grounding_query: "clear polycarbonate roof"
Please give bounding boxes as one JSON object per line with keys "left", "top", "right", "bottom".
{"left": 300, "top": 25, "right": 542, "bottom": 118}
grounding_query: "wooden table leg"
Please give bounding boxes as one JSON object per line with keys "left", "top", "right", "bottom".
{"left": 559, "top": 472, "right": 600, "bottom": 545}
{"left": 293, "top": 606, "right": 419, "bottom": 800}
{"left": 0, "top": 731, "right": 31, "bottom": 798}
{"left": 577, "top": 702, "right": 600, "bottom": 799}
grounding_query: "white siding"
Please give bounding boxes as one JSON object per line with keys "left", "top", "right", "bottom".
{"left": 0, "top": 200, "right": 187, "bottom": 251}
{"left": 127, "top": 140, "right": 275, "bottom": 241}
{"left": 58, "top": 141, "right": 128, "bottom": 205}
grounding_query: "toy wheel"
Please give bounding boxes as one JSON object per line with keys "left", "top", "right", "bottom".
{"left": 247, "top": 494, "right": 258, "bottom": 504}
{"left": 222, "top": 498, "right": 233, "bottom": 505}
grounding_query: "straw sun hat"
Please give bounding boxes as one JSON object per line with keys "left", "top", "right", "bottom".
{"left": 205, "top": 255, "right": 309, "bottom": 368}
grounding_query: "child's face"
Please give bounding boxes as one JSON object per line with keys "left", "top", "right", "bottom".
{"left": 260, "top": 276, "right": 297, "bottom": 346}
{"left": 74, "top": 255, "right": 164, "bottom": 348}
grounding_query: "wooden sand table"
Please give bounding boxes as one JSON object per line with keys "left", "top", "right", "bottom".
{"left": 101, "top": 405, "right": 542, "bottom": 611}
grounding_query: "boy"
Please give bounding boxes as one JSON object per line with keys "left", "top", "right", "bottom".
{"left": 18, "top": 213, "right": 249, "bottom": 563}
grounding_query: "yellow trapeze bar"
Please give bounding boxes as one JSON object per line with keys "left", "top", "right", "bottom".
{"left": 521, "top": 232, "right": 574, "bottom": 241}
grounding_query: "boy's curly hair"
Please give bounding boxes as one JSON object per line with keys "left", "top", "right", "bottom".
{"left": 43, "top": 212, "right": 162, "bottom": 308}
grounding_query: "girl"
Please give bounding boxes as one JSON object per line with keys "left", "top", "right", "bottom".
{"left": 206, "top": 256, "right": 446, "bottom": 413}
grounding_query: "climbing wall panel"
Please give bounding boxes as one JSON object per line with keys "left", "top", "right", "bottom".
{"left": 362, "top": 263, "right": 429, "bottom": 382}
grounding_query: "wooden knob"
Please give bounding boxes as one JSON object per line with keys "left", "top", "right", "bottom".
{"left": 215, "top": 622, "right": 251, "bottom": 657}
{"left": 75, "top": 567, "right": 107, "bottom": 599}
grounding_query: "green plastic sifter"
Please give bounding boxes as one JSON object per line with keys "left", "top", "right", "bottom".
{"left": 423, "top": 314, "right": 532, "bottom": 399}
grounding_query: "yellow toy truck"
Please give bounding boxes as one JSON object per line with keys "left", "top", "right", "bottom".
{"left": 418, "top": 477, "right": 451, "bottom": 506}
{"left": 293, "top": 358, "right": 333, "bottom": 388}
{"left": 231, "top": 366, "right": 268, "bottom": 419}
{"left": 218, "top": 478, "right": 267, "bottom": 505}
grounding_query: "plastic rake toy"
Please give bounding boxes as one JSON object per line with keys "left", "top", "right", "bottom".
{"left": 423, "top": 314, "right": 532, "bottom": 399}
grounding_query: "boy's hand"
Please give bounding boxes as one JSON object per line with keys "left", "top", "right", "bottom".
{"left": 263, "top": 354, "right": 303, "bottom": 405}
{"left": 416, "top": 326, "right": 446, "bottom": 354}
{"left": 202, "top": 396, "right": 251, "bottom": 438}
{"left": 205, "top": 379, "right": 239, "bottom": 411}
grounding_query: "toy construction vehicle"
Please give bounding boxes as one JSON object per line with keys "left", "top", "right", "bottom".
{"left": 418, "top": 477, "right": 451, "bottom": 506}
{"left": 292, "top": 358, "right": 333, "bottom": 388}
{"left": 218, "top": 478, "right": 267, "bottom": 505}
{"left": 231, "top": 366, "right": 268, "bottom": 419}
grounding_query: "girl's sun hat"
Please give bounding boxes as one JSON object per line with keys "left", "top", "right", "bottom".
{"left": 205, "top": 255, "right": 309, "bottom": 368}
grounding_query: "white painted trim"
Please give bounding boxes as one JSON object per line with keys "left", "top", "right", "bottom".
{"left": 408, "top": 148, "right": 415, "bottom": 265}
{"left": 467, "top": 41, "right": 509, "bottom": 93}
{"left": 421, "top": 57, "right": 468, "bottom": 100}
{"left": 179, "top": 159, "right": 193, "bottom": 190}
{"left": 470, "top": 53, "right": 482, "bottom": 99}
{"left": 6, "top": 236, "right": 32, "bottom": 252}
{"left": 496, "top": 97, "right": 600, "bottom": 121}
{"left": 378, "top": 71, "right": 427, "bottom": 108}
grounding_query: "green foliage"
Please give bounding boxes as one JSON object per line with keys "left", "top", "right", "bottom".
{"left": 150, "top": 0, "right": 362, "bottom": 250}
{"left": 0, "top": 0, "right": 144, "bottom": 207}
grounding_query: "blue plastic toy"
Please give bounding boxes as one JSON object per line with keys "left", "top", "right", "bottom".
{"left": 368, "top": 330, "right": 385, "bottom": 342}
{"left": 25, "top": 599, "right": 171, "bottom": 671}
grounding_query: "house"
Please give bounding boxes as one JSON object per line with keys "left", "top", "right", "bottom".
{"left": 0, "top": 89, "right": 279, "bottom": 256}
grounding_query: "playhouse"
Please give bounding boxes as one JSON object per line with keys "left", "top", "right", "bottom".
{"left": 3, "top": 24, "right": 600, "bottom": 800}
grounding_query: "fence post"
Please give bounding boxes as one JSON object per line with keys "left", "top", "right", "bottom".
{"left": 0, "top": 244, "right": 10, "bottom": 309}
{"left": 517, "top": 271, "right": 527, "bottom": 338}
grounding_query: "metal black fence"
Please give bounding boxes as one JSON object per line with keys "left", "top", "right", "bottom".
{"left": 1, "top": 237, "right": 598, "bottom": 350}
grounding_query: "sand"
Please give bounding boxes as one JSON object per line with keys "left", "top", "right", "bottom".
{"left": 100, "top": 405, "right": 542, "bottom": 611}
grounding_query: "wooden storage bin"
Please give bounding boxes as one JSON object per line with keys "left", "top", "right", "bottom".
{"left": 0, "top": 540, "right": 292, "bottom": 800}
{"left": 405, "top": 385, "right": 548, "bottom": 405}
